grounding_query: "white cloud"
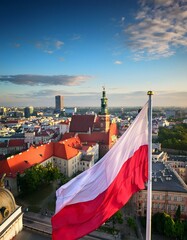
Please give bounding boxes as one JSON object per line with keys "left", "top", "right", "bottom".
{"left": 114, "top": 60, "right": 123, "bottom": 64}
{"left": 55, "top": 40, "right": 64, "bottom": 49}
{"left": 0, "top": 74, "right": 92, "bottom": 86}
{"left": 44, "top": 50, "right": 53, "bottom": 54}
{"left": 35, "top": 38, "right": 64, "bottom": 54}
{"left": 124, "top": 0, "right": 187, "bottom": 60}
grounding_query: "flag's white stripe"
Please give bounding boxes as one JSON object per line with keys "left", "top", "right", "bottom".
{"left": 56, "top": 102, "right": 148, "bottom": 213}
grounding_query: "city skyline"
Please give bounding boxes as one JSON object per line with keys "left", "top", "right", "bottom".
{"left": 0, "top": 0, "right": 187, "bottom": 107}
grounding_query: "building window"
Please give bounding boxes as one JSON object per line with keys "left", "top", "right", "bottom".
{"left": 177, "top": 196, "right": 182, "bottom": 201}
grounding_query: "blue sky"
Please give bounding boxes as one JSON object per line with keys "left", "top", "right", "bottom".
{"left": 0, "top": 0, "right": 187, "bottom": 107}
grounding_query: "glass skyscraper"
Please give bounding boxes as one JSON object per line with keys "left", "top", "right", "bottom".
{"left": 55, "top": 95, "right": 64, "bottom": 112}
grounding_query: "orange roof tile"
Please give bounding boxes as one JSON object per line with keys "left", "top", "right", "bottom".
{"left": 54, "top": 142, "right": 79, "bottom": 160}
{"left": 0, "top": 143, "right": 54, "bottom": 177}
{"left": 0, "top": 123, "right": 118, "bottom": 178}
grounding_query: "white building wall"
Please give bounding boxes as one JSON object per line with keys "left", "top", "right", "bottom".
{"left": 53, "top": 157, "right": 67, "bottom": 175}
{"left": 58, "top": 123, "right": 69, "bottom": 134}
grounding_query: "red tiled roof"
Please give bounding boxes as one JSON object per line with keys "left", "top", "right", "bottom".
{"left": 0, "top": 142, "right": 7, "bottom": 148}
{"left": 69, "top": 115, "right": 95, "bottom": 132}
{"left": 0, "top": 138, "right": 81, "bottom": 177}
{"left": 59, "top": 136, "right": 82, "bottom": 149}
{"left": 78, "top": 132, "right": 109, "bottom": 145}
{"left": 0, "top": 122, "right": 118, "bottom": 178}
{"left": 54, "top": 142, "right": 79, "bottom": 160}
{"left": 5, "top": 120, "right": 19, "bottom": 124}
{"left": 81, "top": 146, "right": 90, "bottom": 152}
{"left": 0, "top": 143, "right": 54, "bottom": 177}
{"left": 61, "top": 132, "right": 76, "bottom": 140}
{"left": 8, "top": 139, "right": 25, "bottom": 147}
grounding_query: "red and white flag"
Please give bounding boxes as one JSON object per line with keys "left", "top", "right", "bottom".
{"left": 51, "top": 102, "right": 148, "bottom": 240}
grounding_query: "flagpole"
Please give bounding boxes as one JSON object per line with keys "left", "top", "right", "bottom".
{"left": 146, "top": 91, "right": 153, "bottom": 240}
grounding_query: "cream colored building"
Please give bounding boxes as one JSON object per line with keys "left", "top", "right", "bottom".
{"left": 134, "top": 161, "right": 187, "bottom": 219}
{"left": 1, "top": 138, "right": 99, "bottom": 195}
{"left": 168, "top": 159, "right": 187, "bottom": 184}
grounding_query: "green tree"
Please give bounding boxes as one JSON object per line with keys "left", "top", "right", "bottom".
{"left": 164, "top": 213, "right": 175, "bottom": 238}
{"left": 175, "top": 205, "right": 181, "bottom": 221}
{"left": 183, "top": 220, "right": 187, "bottom": 240}
{"left": 19, "top": 163, "right": 60, "bottom": 194}
{"left": 174, "top": 220, "right": 184, "bottom": 240}
{"left": 19, "top": 166, "right": 41, "bottom": 193}
{"left": 127, "top": 217, "right": 136, "bottom": 230}
{"left": 152, "top": 212, "right": 165, "bottom": 234}
{"left": 44, "top": 162, "right": 60, "bottom": 183}
{"left": 60, "top": 173, "right": 70, "bottom": 185}
{"left": 158, "top": 124, "right": 187, "bottom": 150}
{"left": 152, "top": 212, "right": 186, "bottom": 239}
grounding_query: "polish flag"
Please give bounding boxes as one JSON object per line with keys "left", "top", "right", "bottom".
{"left": 51, "top": 102, "right": 148, "bottom": 240}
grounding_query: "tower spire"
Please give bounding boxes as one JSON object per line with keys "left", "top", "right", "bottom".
{"left": 100, "top": 86, "right": 108, "bottom": 115}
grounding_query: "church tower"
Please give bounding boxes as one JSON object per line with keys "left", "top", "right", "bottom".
{"left": 98, "top": 87, "right": 110, "bottom": 132}
{"left": 100, "top": 86, "right": 108, "bottom": 115}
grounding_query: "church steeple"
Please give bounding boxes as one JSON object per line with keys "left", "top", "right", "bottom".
{"left": 100, "top": 86, "right": 108, "bottom": 115}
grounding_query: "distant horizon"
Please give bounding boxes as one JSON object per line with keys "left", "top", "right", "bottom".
{"left": 1, "top": 104, "right": 187, "bottom": 109}
{"left": 1, "top": 90, "right": 187, "bottom": 108}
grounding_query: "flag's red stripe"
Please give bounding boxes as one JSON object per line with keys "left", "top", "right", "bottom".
{"left": 51, "top": 145, "right": 148, "bottom": 240}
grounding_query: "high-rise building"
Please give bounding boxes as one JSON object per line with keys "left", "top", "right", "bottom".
{"left": 55, "top": 95, "right": 64, "bottom": 113}
{"left": 24, "top": 106, "right": 34, "bottom": 118}
{"left": 0, "top": 107, "right": 6, "bottom": 116}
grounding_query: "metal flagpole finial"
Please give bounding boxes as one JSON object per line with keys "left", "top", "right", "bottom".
{"left": 147, "top": 91, "right": 154, "bottom": 96}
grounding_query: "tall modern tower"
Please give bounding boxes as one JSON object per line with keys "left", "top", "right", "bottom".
{"left": 55, "top": 95, "right": 64, "bottom": 113}
{"left": 24, "top": 106, "right": 34, "bottom": 118}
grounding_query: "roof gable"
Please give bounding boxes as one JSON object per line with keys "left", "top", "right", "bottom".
{"left": 69, "top": 115, "right": 95, "bottom": 132}
{"left": 54, "top": 141, "right": 79, "bottom": 160}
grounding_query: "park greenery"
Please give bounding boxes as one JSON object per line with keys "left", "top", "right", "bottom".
{"left": 141, "top": 208, "right": 187, "bottom": 240}
{"left": 127, "top": 216, "right": 137, "bottom": 231}
{"left": 158, "top": 123, "right": 187, "bottom": 151}
{"left": 18, "top": 162, "right": 61, "bottom": 194}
